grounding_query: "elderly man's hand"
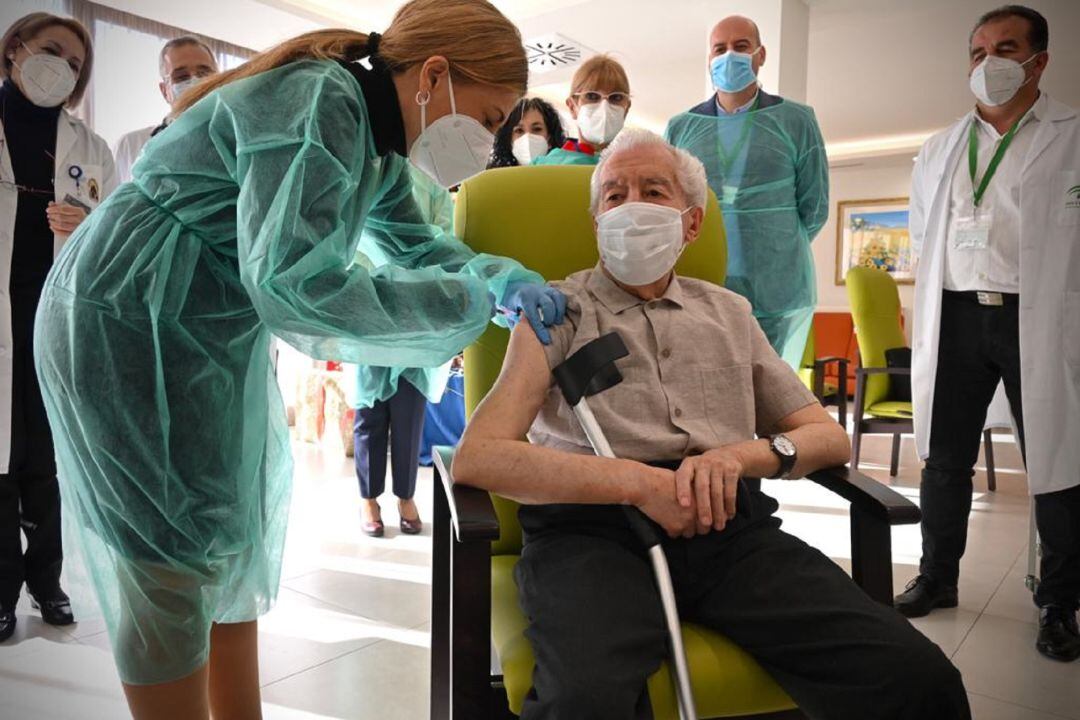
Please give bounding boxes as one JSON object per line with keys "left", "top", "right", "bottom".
{"left": 636, "top": 467, "right": 698, "bottom": 538}
{"left": 675, "top": 448, "right": 744, "bottom": 534}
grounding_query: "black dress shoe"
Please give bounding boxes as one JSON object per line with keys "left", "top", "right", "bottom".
{"left": 894, "top": 575, "right": 958, "bottom": 618}
{"left": 0, "top": 608, "right": 15, "bottom": 642}
{"left": 31, "top": 591, "right": 75, "bottom": 626}
{"left": 1036, "top": 606, "right": 1080, "bottom": 662}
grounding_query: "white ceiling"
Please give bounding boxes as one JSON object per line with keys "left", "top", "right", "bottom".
{"left": 100, "top": 0, "right": 1080, "bottom": 156}
{"left": 257, "top": 0, "right": 591, "bottom": 29}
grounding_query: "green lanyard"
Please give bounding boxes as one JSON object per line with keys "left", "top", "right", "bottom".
{"left": 968, "top": 116, "right": 1022, "bottom": 208}
{"left": 716, "top": 95, "right": 760, "bottom": 172}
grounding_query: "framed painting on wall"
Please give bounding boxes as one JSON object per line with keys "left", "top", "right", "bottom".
{"left": 834, "top": 197, "right": 916, "bottom": 285}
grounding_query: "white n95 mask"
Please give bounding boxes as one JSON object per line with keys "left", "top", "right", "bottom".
{"left": 169, "top": 76, "right": 203, "bottom": 103}
{"left": 408, "top": 71, "right": 495, "bottom": 189}
{"left": 597, "top": 202, "right": 690, "bottom": 286}
{"left": 15, "top": 43, "right": 76, "bottom": 108}
{"left": 577, "top": 100, "right": 625, "bottom": 146}
{"left": 512, "top": 133, "right": 548, "bottom": 165}
{"left": 969, "top": 54, "right": 1037, "bottom": 107}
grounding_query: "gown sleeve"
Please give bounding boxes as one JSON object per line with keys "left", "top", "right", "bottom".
{"left": 230, "top": 62, "right": 498, "bottom": 368}
{"left": 357, "top": 150, "right": 543, "bottom": 308}
{"left": 793, "top": 106, "right": 829, "bottom": 241}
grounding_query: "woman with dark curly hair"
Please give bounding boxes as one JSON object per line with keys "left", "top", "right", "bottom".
{"left": 487, "top": 96, "right": 565, "bottom": 168}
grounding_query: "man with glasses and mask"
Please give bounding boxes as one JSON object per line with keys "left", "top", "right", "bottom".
{"left": 665, "top": 15, "right": 828, "bottom": 370}
{"left": 114, "top": 35, "right": 219, "bottom": 183}
{"left": 901, "top": 5, "right": 1080, "bottom": 664}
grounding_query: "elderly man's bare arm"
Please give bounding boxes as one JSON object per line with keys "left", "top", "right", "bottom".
{"left": 453, "top": 323, "right": 696, "bottom": 534}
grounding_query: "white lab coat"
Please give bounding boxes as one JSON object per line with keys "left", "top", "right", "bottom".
{"left": 910, "top": 94, "right": 1080, "bottom": 496}
{"left": 113, "top": 124, "right": 155, "bottom": 184}
{"left": 0, "top": 110, "right": 117, "bottom": 474}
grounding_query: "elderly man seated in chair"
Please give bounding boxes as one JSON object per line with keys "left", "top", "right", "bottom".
{"left": 453, "top": 129, "right": 970, "bottom": 720}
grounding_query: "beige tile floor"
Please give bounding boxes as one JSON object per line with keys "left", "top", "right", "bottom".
{"left": 0, "top": 427, "right": 1074, "bottom": 719}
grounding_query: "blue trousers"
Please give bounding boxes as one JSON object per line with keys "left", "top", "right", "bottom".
{"left": 353, "top": 380, "right": 426, "bottom": 500}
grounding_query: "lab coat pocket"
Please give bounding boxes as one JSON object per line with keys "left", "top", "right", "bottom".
{"left": 1058, "top": 171, "right": 1080, "bottom": 227}
{"left": 1066, "top": 292, "right": 1080, "bottom": 369}
{"left": 702, "top": 365, "right": 754, "bottom": 443}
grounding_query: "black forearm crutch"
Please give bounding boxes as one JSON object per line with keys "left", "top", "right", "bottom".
{"left": 552, "top": 332, "right": 698, "bottom": 720}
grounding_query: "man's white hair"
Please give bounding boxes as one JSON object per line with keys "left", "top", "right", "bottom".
{"left": 589, "top": 128, "right": 708, "bottom": 216}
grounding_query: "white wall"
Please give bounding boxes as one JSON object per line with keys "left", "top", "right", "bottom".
{"left": 806, "top": 0, "right": 1079, "bottom": 321}
{"left": 807, "top": 0, "right": 1080, "bottom": 144}
{"left": 778, "top": 0, "right": 810, "bottom": 102}
{"left": 811, "top": 154, "right": 916, "bottom": 325}
{"left": 92, "top": 0, "right": 321, "bottom": 51}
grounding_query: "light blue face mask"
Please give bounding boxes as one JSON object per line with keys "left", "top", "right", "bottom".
{"left": 710, "top": 48, "right": 761, "bottom": 93}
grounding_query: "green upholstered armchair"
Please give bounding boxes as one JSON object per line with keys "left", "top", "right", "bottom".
{"left": 798, "top": 330, "right": 849, "bottom": 429}
{"left": 845, "top": 266, "right": 997, "bottom": 485}
{"left": 430, "top": 165, "right": 921, "bottom": 720}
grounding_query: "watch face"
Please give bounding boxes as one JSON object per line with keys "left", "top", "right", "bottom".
{"left": 773, "top": 435, "right": 796, "bottom": 456}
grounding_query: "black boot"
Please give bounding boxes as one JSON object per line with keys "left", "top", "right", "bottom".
{"left": 30, "top": 589, "right": 74, "bottom": 626}
{"left": 0, "top": 607, "right": 15, "bottom": 642}
{"left": 894, "top": 575, "right": 959, "bottom": 618}
{"left": 1036, "top": 606, "right": 1080, "bottom": 662}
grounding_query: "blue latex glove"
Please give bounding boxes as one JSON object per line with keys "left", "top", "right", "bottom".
{"left": 498, "top": 282, "right": 567, "bottom": 345}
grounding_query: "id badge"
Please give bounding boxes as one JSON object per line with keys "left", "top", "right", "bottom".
{"left": 952, "top": 214, "right": 991, "bottom": 250}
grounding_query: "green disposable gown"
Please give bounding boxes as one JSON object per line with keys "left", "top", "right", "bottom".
{"left": 531, "top": 145, "right": 598, "bottom": 166}
{"left": 33, "top": 59, "right": 540, "bottom": 684}
{"left": 665, "top": 98, "right": 828, "bottom": 368}
{"left": 355, "top": 167, "right": 458, "bottom": 409}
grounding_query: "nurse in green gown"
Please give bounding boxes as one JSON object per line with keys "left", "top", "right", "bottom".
{"left": 32, "top": 2, "right": 563, "bottom": 717}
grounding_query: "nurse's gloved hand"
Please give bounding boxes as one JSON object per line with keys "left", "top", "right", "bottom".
{"left": 499, "top": 282, "right": 567, "bottom": 345}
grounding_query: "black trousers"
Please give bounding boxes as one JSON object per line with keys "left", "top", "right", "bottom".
{"left": 922, "top": 291, "right": 1080, "bottom": 608}
{"left": 1, "top": 286, "right": 62, "bottom": 610}
{"left": 0, "top": 472, "right": 62, "bottom": 609}
{"left": 515, "top": 499, "right": 969, "bottom": 720}
{"left": 1033, "top": 484, "right": 1080, "bottom": 610}
{"left": 352, "top": 380, "right": 426, "bottom": 500}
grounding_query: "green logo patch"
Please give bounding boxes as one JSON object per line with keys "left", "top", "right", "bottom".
{"left": 1068, "top": 185, "right": 1080, "bottom": 210}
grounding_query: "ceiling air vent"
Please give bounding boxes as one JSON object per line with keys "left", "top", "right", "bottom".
{"left": 525, "top": 33, "right": 589, "bottom": 75}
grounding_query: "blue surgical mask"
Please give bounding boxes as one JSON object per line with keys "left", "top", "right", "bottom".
{"left": 710, "top": 48, "right": 761, "bottom": 93}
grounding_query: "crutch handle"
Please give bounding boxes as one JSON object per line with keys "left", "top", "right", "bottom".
{"left": 552, "top": 333, "right": 630, "bottom": 405}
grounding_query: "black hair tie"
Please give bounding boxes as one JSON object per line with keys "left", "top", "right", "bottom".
{"left": 367, "top": 31, "right": 381, "bottom": 57}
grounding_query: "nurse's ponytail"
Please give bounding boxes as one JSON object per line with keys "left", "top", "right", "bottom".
{"left": 174, "top": 0, "right": 528, "bottom": 115}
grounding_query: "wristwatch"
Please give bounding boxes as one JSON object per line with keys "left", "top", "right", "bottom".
{"left": 767, "top": 435, "right": 797, "bottom": 479}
